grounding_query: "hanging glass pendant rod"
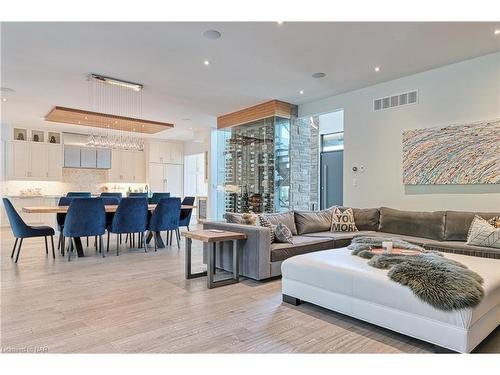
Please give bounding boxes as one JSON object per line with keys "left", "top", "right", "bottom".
{"left": 86, "top": 73, "right": 145, "bottom": 150}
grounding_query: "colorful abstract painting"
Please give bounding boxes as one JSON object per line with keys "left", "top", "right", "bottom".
{"left": 402, "top": 120, "right": 500, "bottom": 185}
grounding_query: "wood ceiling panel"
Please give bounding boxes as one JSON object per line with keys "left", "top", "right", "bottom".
{"left": 45, "top": 106, "right": 174, "bottom": 134}
{"left": 217, "top": 100, "right": 298, "bottom": 129}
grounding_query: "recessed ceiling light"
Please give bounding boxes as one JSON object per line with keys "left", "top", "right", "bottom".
{"left": 2, "top": 97, "right": 7, "bottom": 102}
{"left": 494, "top": 29, "right": 500, "bottom": 35}
{"left": 312, "top": 72, "right": 326, "bottom": 78}
{"left": 203, "top": 30, "right": 222, "bottom": 39}
{"left": 277, "top": 21, "right": 284, "bottom": 25}
{"left": 374, "top": 66, "right": 381, "bottom": 72}
{"left": 204, "top": 60, "right": 210, "bottom": 66}
{"left": 299, "top": 90, "right": 304, "bottom": 95}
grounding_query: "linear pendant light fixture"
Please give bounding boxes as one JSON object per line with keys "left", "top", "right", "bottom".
{"left": 89, "top": 73, "right": 143, "bottom": 92}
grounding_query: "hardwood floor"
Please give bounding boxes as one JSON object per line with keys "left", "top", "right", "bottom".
{"left": 1, "top": 227, "right": 498, "bottom": 353}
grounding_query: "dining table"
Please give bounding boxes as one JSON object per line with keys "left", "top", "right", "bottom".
{"left": 22, "top": 204, "right": 196, "bottom": 257}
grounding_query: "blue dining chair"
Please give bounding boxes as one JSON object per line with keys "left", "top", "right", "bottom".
{"left": 107, "top": 197, "right": 148, "bottom": 255}
{"left": 56, "top": 196, "right": 74, "bottom": 255}
{"left": 99, "top": 196, "right": 121, "bottom": 247}
{"left": 128, "top": 192, "right": 148, "bottom": 198}
{"left": 66, "top": 192, "right": 91, "bottom": 198}
{"left": 179, "top": 196, "right": 195, "bottom": 231}
{"left": 2, "top": 198, "right": 55, "bottom": 263}
{"left": 148, "top": 197, "right": 181, "bottom": 250}
{"left": 63, "top": 198, "right": 106, "bottom": 261}
{"left": 100, "top": 192, "right": 122, "bottom": 201}
{"left": 149, "top": 192, "right": 170, "bottom": 204}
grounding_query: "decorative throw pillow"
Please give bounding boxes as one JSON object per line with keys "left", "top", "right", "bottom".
{"left": 467, "top": 216, "right": 500, "bottom": 249}
{"left": 258, "top": 214, "right": 275, "bottom": 243}
{"left": 242, "top": 213, "right": 257, "bottom": 225}
{"left": 274, "top": 223, "right": 294, "bottom": 244}
{"left": 225, "top": 212, "right": 245, "bottom": 224}
{"left": 488, "top": 216, "right": 500, "bottom": 229}
{"left": 330, "top": 207, "right": 358, "bottom": 232}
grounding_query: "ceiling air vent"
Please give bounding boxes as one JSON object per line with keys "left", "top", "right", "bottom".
{"left": 373, "top": 90, "right": 418, "bottom": 111}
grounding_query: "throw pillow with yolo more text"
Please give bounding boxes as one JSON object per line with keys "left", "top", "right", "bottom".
{"left": 330, "top": 207, "right": 358, "bottom": 232}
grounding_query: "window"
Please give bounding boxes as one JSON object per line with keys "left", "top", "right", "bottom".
{"left": 321, "top": 132, "right": 344, "bottom": 152}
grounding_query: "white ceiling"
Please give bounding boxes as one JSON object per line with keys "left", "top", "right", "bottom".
{"left": 1, "top": 22, "right": 499, "bottom": 140}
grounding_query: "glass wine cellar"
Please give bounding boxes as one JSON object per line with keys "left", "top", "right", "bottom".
{"left": 216, "top": 116, "right": 291, "bottom": 216}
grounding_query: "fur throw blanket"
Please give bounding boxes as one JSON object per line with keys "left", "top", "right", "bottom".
{"left": 348, "top": 236, "right": 484, "bottom": 311}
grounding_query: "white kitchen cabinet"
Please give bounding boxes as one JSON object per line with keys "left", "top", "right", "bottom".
{"left": 122, "top": 150, "right": 135, "bottom": 181}
{"left": 148, "top": 140, "right": 183, "bottom": 164}
{"left": 132, "top": 151, "right": 145, "bottom": 182}
{"left": 30, "top": 142, "right": 49, "bottom": 179}
{"left": 148, "top": 141, "right": 164, "bottom": 163}
{"left": 169, "top": 143, "right": 183, "bottom": 164}
{"left": 8, "top": 141, "right": 30, "bottom": 179}
{"left": 109, "top": 149, "right": 145, "bottom": 182}
{"left": 109, "top": 149, "right": 123, "bottom": 181}
{"left": 165, "top": 163, "right": 183, "bottom": 197}
{"left": 149, "top": 163, "right": 165, "bottom": 193}
{"left": 7, "top": 141, "right": 62, "bottom": 181}
{"left": 47, "top": 144, "right": 63, "bottom": 180}
{"left": 148, "top": 162, "right": 183, "bottom": 197}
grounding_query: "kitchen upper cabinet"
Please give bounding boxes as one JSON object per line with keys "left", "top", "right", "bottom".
{"left": 148, "top": 140, "right": 183, "bottom": 164}
{"left": 64, "top": 145, "right": 81, "bottom": 168}
{"left": 169, "top": 143, "right": 183, "bottom": 164}
{"left": 108, "top": 149, "right": 145, "bottom": 182}
{"left": 96, "top": 148, "right": 111, "bottom": 169}
{"left": 30, "top": 142, "right": 49, "bottom": 179}
{"left": 47, "top": 144, "right": 63, "bottom": 180}
{"left": 8, "top": 141, "right": 30, "bottom": 179}
{"left": 80, "top": 147, "right": 97, "bottom": 168}
{"left": 132, "top": 151, "right": 145, "bottom": 181}
{"left": 148, "top": 141, "right": 163, "bottom": 163}
{"left": 109, "top": 149, "right": 123, "bottom": 181}
{"left": 7, "top": 141, "right": 62, "bottom": 181}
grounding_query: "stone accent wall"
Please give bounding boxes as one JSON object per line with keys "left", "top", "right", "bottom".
{"left": 289, "top": 117, "right": 319, "bottom": 211}
{"left": 309, "top": 117, "right": 319, "bottom": 209}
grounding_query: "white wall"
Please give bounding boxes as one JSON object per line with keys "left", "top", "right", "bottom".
{"left": 300, "top": 52, "right": 500, "bottom": 212}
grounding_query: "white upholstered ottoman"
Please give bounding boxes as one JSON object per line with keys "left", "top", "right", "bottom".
{"left": 281, "top": 248, "right": 500, "bottom": 353}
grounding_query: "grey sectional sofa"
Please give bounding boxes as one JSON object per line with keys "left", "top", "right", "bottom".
{"left": 203, "top": 207, "right": 500, "bottom": 280}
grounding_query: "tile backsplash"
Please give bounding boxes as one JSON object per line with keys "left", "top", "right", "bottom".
{"left": 3, "top": 168, "right": 108, "bottom": 196}
{"left": 3, "top": 169, "right": 148, "bottom": 196}
{"left": 62, "top": 168, "right": 108, "bottom": 193}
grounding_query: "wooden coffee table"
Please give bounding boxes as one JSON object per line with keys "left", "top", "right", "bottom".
{"left": 182, "top": 230, "right": 247, "bottom": 289}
